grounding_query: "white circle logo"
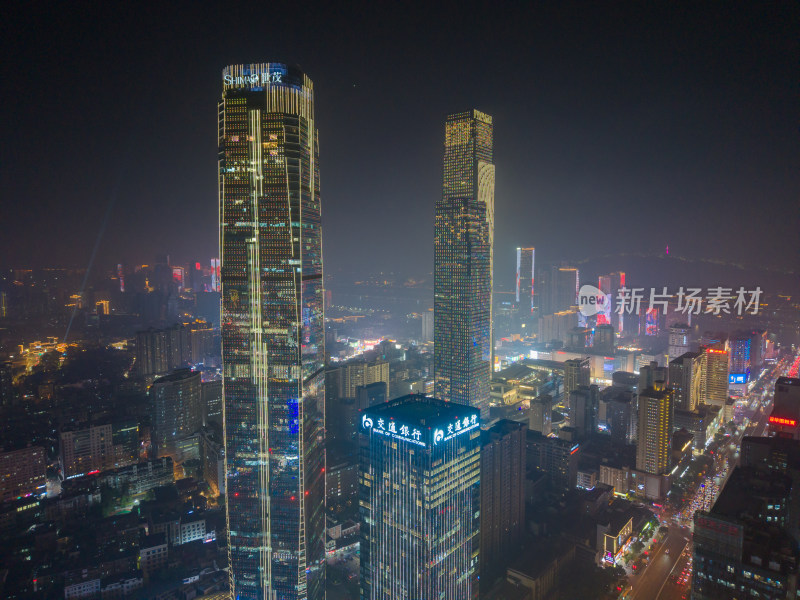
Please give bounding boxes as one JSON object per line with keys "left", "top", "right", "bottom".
{"left": 578, "top": 285, "right": 608, "bottom": 317}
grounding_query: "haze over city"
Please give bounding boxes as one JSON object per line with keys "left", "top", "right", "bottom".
{"left": 1, "top": 3, "right": 799, "bottom": 600}
{"left": 3, "top": 4, "right": 797, "bottom": 285}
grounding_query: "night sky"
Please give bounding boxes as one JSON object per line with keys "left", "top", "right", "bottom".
{"left": 2, "top": 3, "right": 798, "bottom": 287}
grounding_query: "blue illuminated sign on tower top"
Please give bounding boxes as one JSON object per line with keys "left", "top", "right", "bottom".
{"left": 360, "top": 395, "right": 480, "bottom": 449}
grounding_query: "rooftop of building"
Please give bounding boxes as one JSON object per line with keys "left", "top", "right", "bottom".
{"left": 696, "top": 509, "right": 798, "bottom": 576}
{"left": 483, "top": 419, "right": 527, "bottom": 442}
{"left": 140, "top": 532, "right": 167, "bottom": 549}
{"left": 521, "top": 358, "right": 570, "bottom": 372}
{"left": 675, "top": 403, "right": 721, "bottom": 420}
{"left": 639, "top": 386, "right": 672, "bottom": 400}
{"left": 494, "top": 362, "right": 539, "bottom": 382}
{"left": 484, "top": 578, "right": 533, "bottom": 600}
{"left": 673, "top": 428, "right": 694, "bottom": 447}
{"left": 599, "top": 386, "right": 633, "bottom": 402}
{"left": 508, "top": 537, "right": 575, "bottom": 580}
{"left": 152, "top": 368, "right": 199, "bottom": 385}
{"left": 527, "top": 428, "right": 579, "bottom": 451}
{"left": 582, "top": 483, "right": 614, "bottom": 504}
{"left": 579, "top": 434, "right": 636, "bottom": 469}
{"left": 670, "top": 351, "right": 701, "bottom": 364}
{"left": 604, "top": 510, "right": 634, "bottom": 536}
{"left": 364, "top": 394, "right": 479, "bottom": 427}
{"left": 711, "top": 466, "right": 792, "bottom": 521}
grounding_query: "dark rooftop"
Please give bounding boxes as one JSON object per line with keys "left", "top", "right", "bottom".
{"left": 671, "top": 351, "right": 701, "bottom": 364}
{"left": 152, "top": 368, "right": 199, "bottom": 384}
{"left": 711, "top": 466, "right": 792, "bottom": 521}
{"left": 483, "top": 419, "right": 527, "bottom": 442}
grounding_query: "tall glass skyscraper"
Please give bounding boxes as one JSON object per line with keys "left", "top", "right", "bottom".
{"left": 359, "top": 395, "right": 481, "bottom": 599}
{"left": 434, "top": 110, "right": 494, "bottom": 418}
{"left": 516, "top": 247, "right": 535, "bottom": 316}
{"left": 219, "top": 63, "right": 325, "bottom": 600}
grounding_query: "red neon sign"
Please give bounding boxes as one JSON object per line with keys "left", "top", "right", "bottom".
{"left": 770, "top": 416, "right": 797, "bottom": 427}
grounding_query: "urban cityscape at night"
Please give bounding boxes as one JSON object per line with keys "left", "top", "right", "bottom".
{"left": 1, "top": 3, "right": 798, "bottom": 600}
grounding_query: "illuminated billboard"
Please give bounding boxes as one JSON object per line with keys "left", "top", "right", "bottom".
{"left": 361, "top": 397, "right": 480, "bottom": 449}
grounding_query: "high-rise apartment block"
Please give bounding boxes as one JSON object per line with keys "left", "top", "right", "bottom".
{"left": 526, "top": 429, "right": 579, "bottom": 493}
{"left": 669, "top": 351, "right": 703, "bottom": 411}
{"left": 516, "top": 247, "right": 535, "bottom": 319}
{"left": 60, "top": 423, "right": 114, "bottom": 479}
{"left": 694, "top": 435, "right": 800, "bottom": 600}
{"left": 201, "top": 379, "right": 222, "bottom": 427}
{"left": 149, "top": 369, "right": 202, "bottom": 459}
{"left": 529, "top": 393, "right": 553, "bottom": 436}
{"left": 135, "top": 325, "right": 190, "bottom": 380}
{"left": 355, "top": 381, "right": 388, "bottom": 410}
{"left": 539, "top": 265, "right": 579, "bottom": 316}
{"left": 112, "top": 418, "right": 140, "bottom": 468}
{"left": 338, "top": 359, "right": 390, "bottom": 399}
{"left": 769, "top": 377, "right": 800, "bottom": 439}
{"left": 0, "top": 446, "right": 46, "bottom": 501}
{"left": 434, "top": 110, "right": 494, "bottom": 418}
{"left": 636, "top": 385, "right": 674, "bottom": 475}
{"left": 569, "top": 384, "right": 599, "bottom": 439}
{"left": 668, "top": 323, "right": 690, "bottom": 361}
{"left": 701, "top": 346, "right": 729, "bottom": 407}
{"left": 420, "top": 310, "right": 433, "bottom": 343}
{"left": 564, "top": 358, "right": 590, "bottom": 402}
{"left": 601, "top": 387, "right": 636, "bottom": 445}
{"left": 220, "top": 63, "right": 326, "bottom": 600}
{"left": 480, "top": 420, "right": 526, "bottom": 590}
{"left": 359, "top": 395, "right": 480, "bottom": 599}
{"left": 189, "top": 320, "right": 215, "bottom": 363}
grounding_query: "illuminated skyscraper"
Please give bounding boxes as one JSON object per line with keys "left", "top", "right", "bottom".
{"left": 516, "top": 247, "right": 535, "bottom": 318}
{"left": 769, "top": 377, "right": 800, "bottom": 439}
{"left": 598, "top": 272, "right": 625, "bottom": 333}
{"left": 434, "top": 110, "right": 494, "bottom": 417}
{"left": 359, "top": 395, "right": 481, "bottom": 599}
{"left": 701, "top": 346, "right": 729, "bottom": 408}
{"left": 219, "top": 63, "right": 325, "bottom": 600}
{"left": 729, "top": 331, "right": 753, "bottom": 389}
{"left": 636, "top": 384, "right": 674, "bottom": 475}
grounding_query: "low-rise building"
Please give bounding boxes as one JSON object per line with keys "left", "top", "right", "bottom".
{"left": 138, "top": 532, "right": 168, "bottom": 581}
{"left": 506, "top": 540, "right": 576, "bottom": 600}
{"left": 101, "top": 457, "right": 174, "bottom": 496}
